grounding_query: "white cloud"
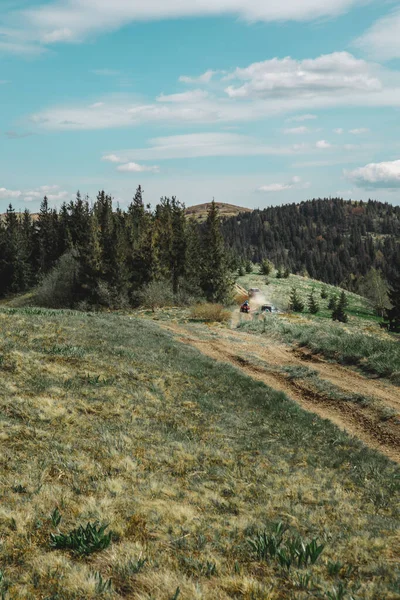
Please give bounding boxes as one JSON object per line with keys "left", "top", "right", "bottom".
{"left": 117, "top": 162, "right": 159, "bottom": 173}
{"left": 104, "top": 133, "right": 307, "bottom": 161}
{"left": 179, "top": 70, "right": 217, "bottom": 84}
{"left": 258, "top": 176, "right": 309, "bottom": 193}
{"left": 354, "top": 8, "right": 400, "bottom": 60}
{"left": 346, "top": 159, "right": 400, "bottom": 189}
{"left": 286, "top": 114, "right": 317, "bottom": 122}
{"left": 316, "top": 140, "right": 331, "bottom": 149}
{"left": 349, "top": 128, "right": 369, "bottom": 134}
{"left": 283, "top": 126, "right": 309, "bottom": 134}
{"left": 1, "top": 0, "right": 370, "bottom": 54}
{"left": 0, "top": 187, "right": 22, "bottom": 200}
{"left": 42, "top": 27, "right": 73, "bottom": 43}
{"left": 102, "top": 154, "right": 122, "bottom": 163}
{"left": 0, "top": 185, "right": 69, "bottom": 203}
{"left": 224, "top": 52, "right": 382, "bottom": 99}
{"left": 157, "top": 90, "right": 209, "bottom": 103}
{"left": 28, "top": 52, "right": 400, "bottom": 131}
{"left": 334, "top": 128, "right": 344, "bottom": 134}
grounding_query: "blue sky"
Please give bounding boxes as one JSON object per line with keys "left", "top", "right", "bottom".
{"left": 1, "top": 0, "right": 400, "bottom": 211}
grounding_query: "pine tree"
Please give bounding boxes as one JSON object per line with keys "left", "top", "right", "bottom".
{"left": 259, "top": 259, "right": 272, "bottom": 276}
{"left": 384, "top": 271, "right": 400, "bottom": 332}
{"left": 328, "top": 295, "right": 337, "bottom": 310}
{"left": 245, "top": 260, "right": 253, "bottom": 273}
{"left": 276, "top": 267, "right": 283, "bottom": 279}
{"left": 332, "top": 291, "right": 348, "bottom": 323}
{"left": 308, "top": 290, "right": 319, "bottom": 314}
{"left": 289, "top": 287, "right": 304, "bottom": 312}
{"left": 283, "top": 267, "right": 290, "bottom": 278}
{"left": 200, "top": 200, "right": 232, "bottom": 303}
{"left": 321, "top": 286, "right": 328, "bottom": 299}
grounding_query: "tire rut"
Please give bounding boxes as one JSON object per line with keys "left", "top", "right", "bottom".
{"left": 158, "top": 321, "right": 400, "bottom": 463}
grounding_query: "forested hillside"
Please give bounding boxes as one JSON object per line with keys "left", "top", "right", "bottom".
{"left": 222, "top": 198, "right": 400, "bottom": 286}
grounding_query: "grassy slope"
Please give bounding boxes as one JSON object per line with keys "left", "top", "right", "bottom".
{"left": 237, "top": 271, "right": 400, "bottom": 383}
{"left": 0, "top": 307, "right": 399, "bottom": 599}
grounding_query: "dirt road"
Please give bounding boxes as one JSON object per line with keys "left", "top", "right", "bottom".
{"left": 158, "top": 320, "right": 400, "bottom": 463}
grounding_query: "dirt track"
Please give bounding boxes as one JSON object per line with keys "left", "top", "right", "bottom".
{"left": 158, "top": 320, "right": 400, "bottom": 463}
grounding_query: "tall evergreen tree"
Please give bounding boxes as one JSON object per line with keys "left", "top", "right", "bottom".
{"left": 332, "top": 291, "right": 348, "bottom": 323}
{"left": 289, "top": 287, "right": 304, "bottom": 312}
{"left": 200, "top": 200, "right": 232, "bottom": 302}
{"left": 384, "top": 271, "right": 400, "bottom": 332}
{"left": 308, "top": 290, "right": 319, "bottom": 314}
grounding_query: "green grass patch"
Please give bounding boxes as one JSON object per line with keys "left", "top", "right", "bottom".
{"left": 0, "top": 309, "right": 398, "bottom": 598}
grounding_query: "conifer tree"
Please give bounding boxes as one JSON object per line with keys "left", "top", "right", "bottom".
{"left": 384, "top": 271, "right": 400, "bottom": 332}
{"left": 259, "top": 259, "right": 272, "bottom": 275}
{"left": 328, "top": 295, "right": 337, "bottom": 310}
{"left": 200, "top": 200, "right": 232, "bottom": 303}
{"left": 308, "top": 290, "right": 319, "bottom": 314}
{"left": 332, "top": 291, "right": 348, "bottom": 323}
{"left": 289, "top": 287, "right": 304, "bottom": 312}
{"left": 321, "top": 286, "right": 328, "bottom": 299}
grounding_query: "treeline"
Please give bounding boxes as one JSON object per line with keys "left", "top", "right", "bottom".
{"left": 222, "top": 198, "right": 400, "bottom": 287}
{"left": 0, "top": 189, "right": 231, "bottom": 308}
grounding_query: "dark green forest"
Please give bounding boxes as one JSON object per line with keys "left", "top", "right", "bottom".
{"left": 0, "top": 188, "right": 231, "bottom": 308}
{"left": 0, "top": 193, "right": 399, "bottom": 324}
{"left": 222, "top": 198, "right": 400, "bottom": 287}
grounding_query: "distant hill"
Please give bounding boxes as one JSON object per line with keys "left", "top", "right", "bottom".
{"left": 221, "top": 198, "right": 400, "bottom": 287}
{"left": 186, "top": 202, "right": 252, "bottom": 221}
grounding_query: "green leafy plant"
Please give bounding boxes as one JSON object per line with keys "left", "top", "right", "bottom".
{"left": 50, "top": 508, "right": 62, "bottom": 528}
{"left": 94, "top": 572, "right": 112, "bottom": 594}
{"left": 295, "top": 572, "right": 313, "bottom": 590}
{"left": 248, "top": 522, "right": 287, "bottom": 561}
{"left": 325, "top": 582, "right": 354, "bottom": 600}
{"left": 50, "top": 521, "right": 112, "bottom": 556}
{"left": 327, "top": 560, "right": 343, "bottom": 577}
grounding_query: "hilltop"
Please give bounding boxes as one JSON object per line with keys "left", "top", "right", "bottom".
{"left": 186, "top": 202, "right": 252, "bottom": 221}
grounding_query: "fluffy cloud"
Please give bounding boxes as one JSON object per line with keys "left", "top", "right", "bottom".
{"left": 117, "top": 162, "right": 159, "bottom": 173}
{"left": 0, "top": 187, "right": 22, "bottom": 200}
{"left": 28, "top": 52, "right": 400, "bottom": 131}
{"left": 286, "top": 114, "right": 317, "bottom": 122}
{"left": 179, "top": 70, "right": 217, "bottom": 84}
{"left": 157, "top": 90, "right": 209, "bottom": 103}
{"left": 334, "top": 128, "right": 344, "bottom": 134}
{"left": 349, "top": 128, "right": 369, "bottom": 135}
{"left": 0, "top": 185, "right": 70, "bottom": 203}
{"left": 224, "top": 52, "right": 381, "bottom": 99}
{"left": 346, "top": 159, "right": 400, "bottom": 188}
{"left": 354, "top": 8, "right": 400, "bottom": 60}
{"left": 283, "top": 126, "right": 309, "bottom": 134}
{"left": 1, "top": 0, "right": 370, "bottom": 53}
{"left": 103, "top": 133, "right": 306, "bottom": 162}
{"left": 102, "top": 154, "right": 122, "bottom": 163}
{"left": 258, "top": 176, "right": 309, "bottom": 193}
{"left": 316, "top": 140, "right": 331, "bottom": 149}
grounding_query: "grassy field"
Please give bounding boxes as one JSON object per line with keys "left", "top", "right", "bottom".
{"left": 236, "top": 271, "right": 400, "bottom": 383}
{"left": 0, "top": 307, "right": 399, "bottom": 599}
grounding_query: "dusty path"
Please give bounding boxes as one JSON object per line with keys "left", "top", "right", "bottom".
{"left": 158, "top": 320, "right": 400, "bottom": 463}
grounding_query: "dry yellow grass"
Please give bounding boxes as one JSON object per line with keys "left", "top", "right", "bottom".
{"left": 190, "top": 303, "right": 231, "bottom": 323}
{"left": 0, "top": 308, "right": 399, "bottom": 599}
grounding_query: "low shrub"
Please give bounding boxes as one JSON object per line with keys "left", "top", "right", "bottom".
{"left": 50, "top": 521, "right": 112, "bottom": 556}
{"left": 190, "top": 303, "right": 231, "bottom": 323}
